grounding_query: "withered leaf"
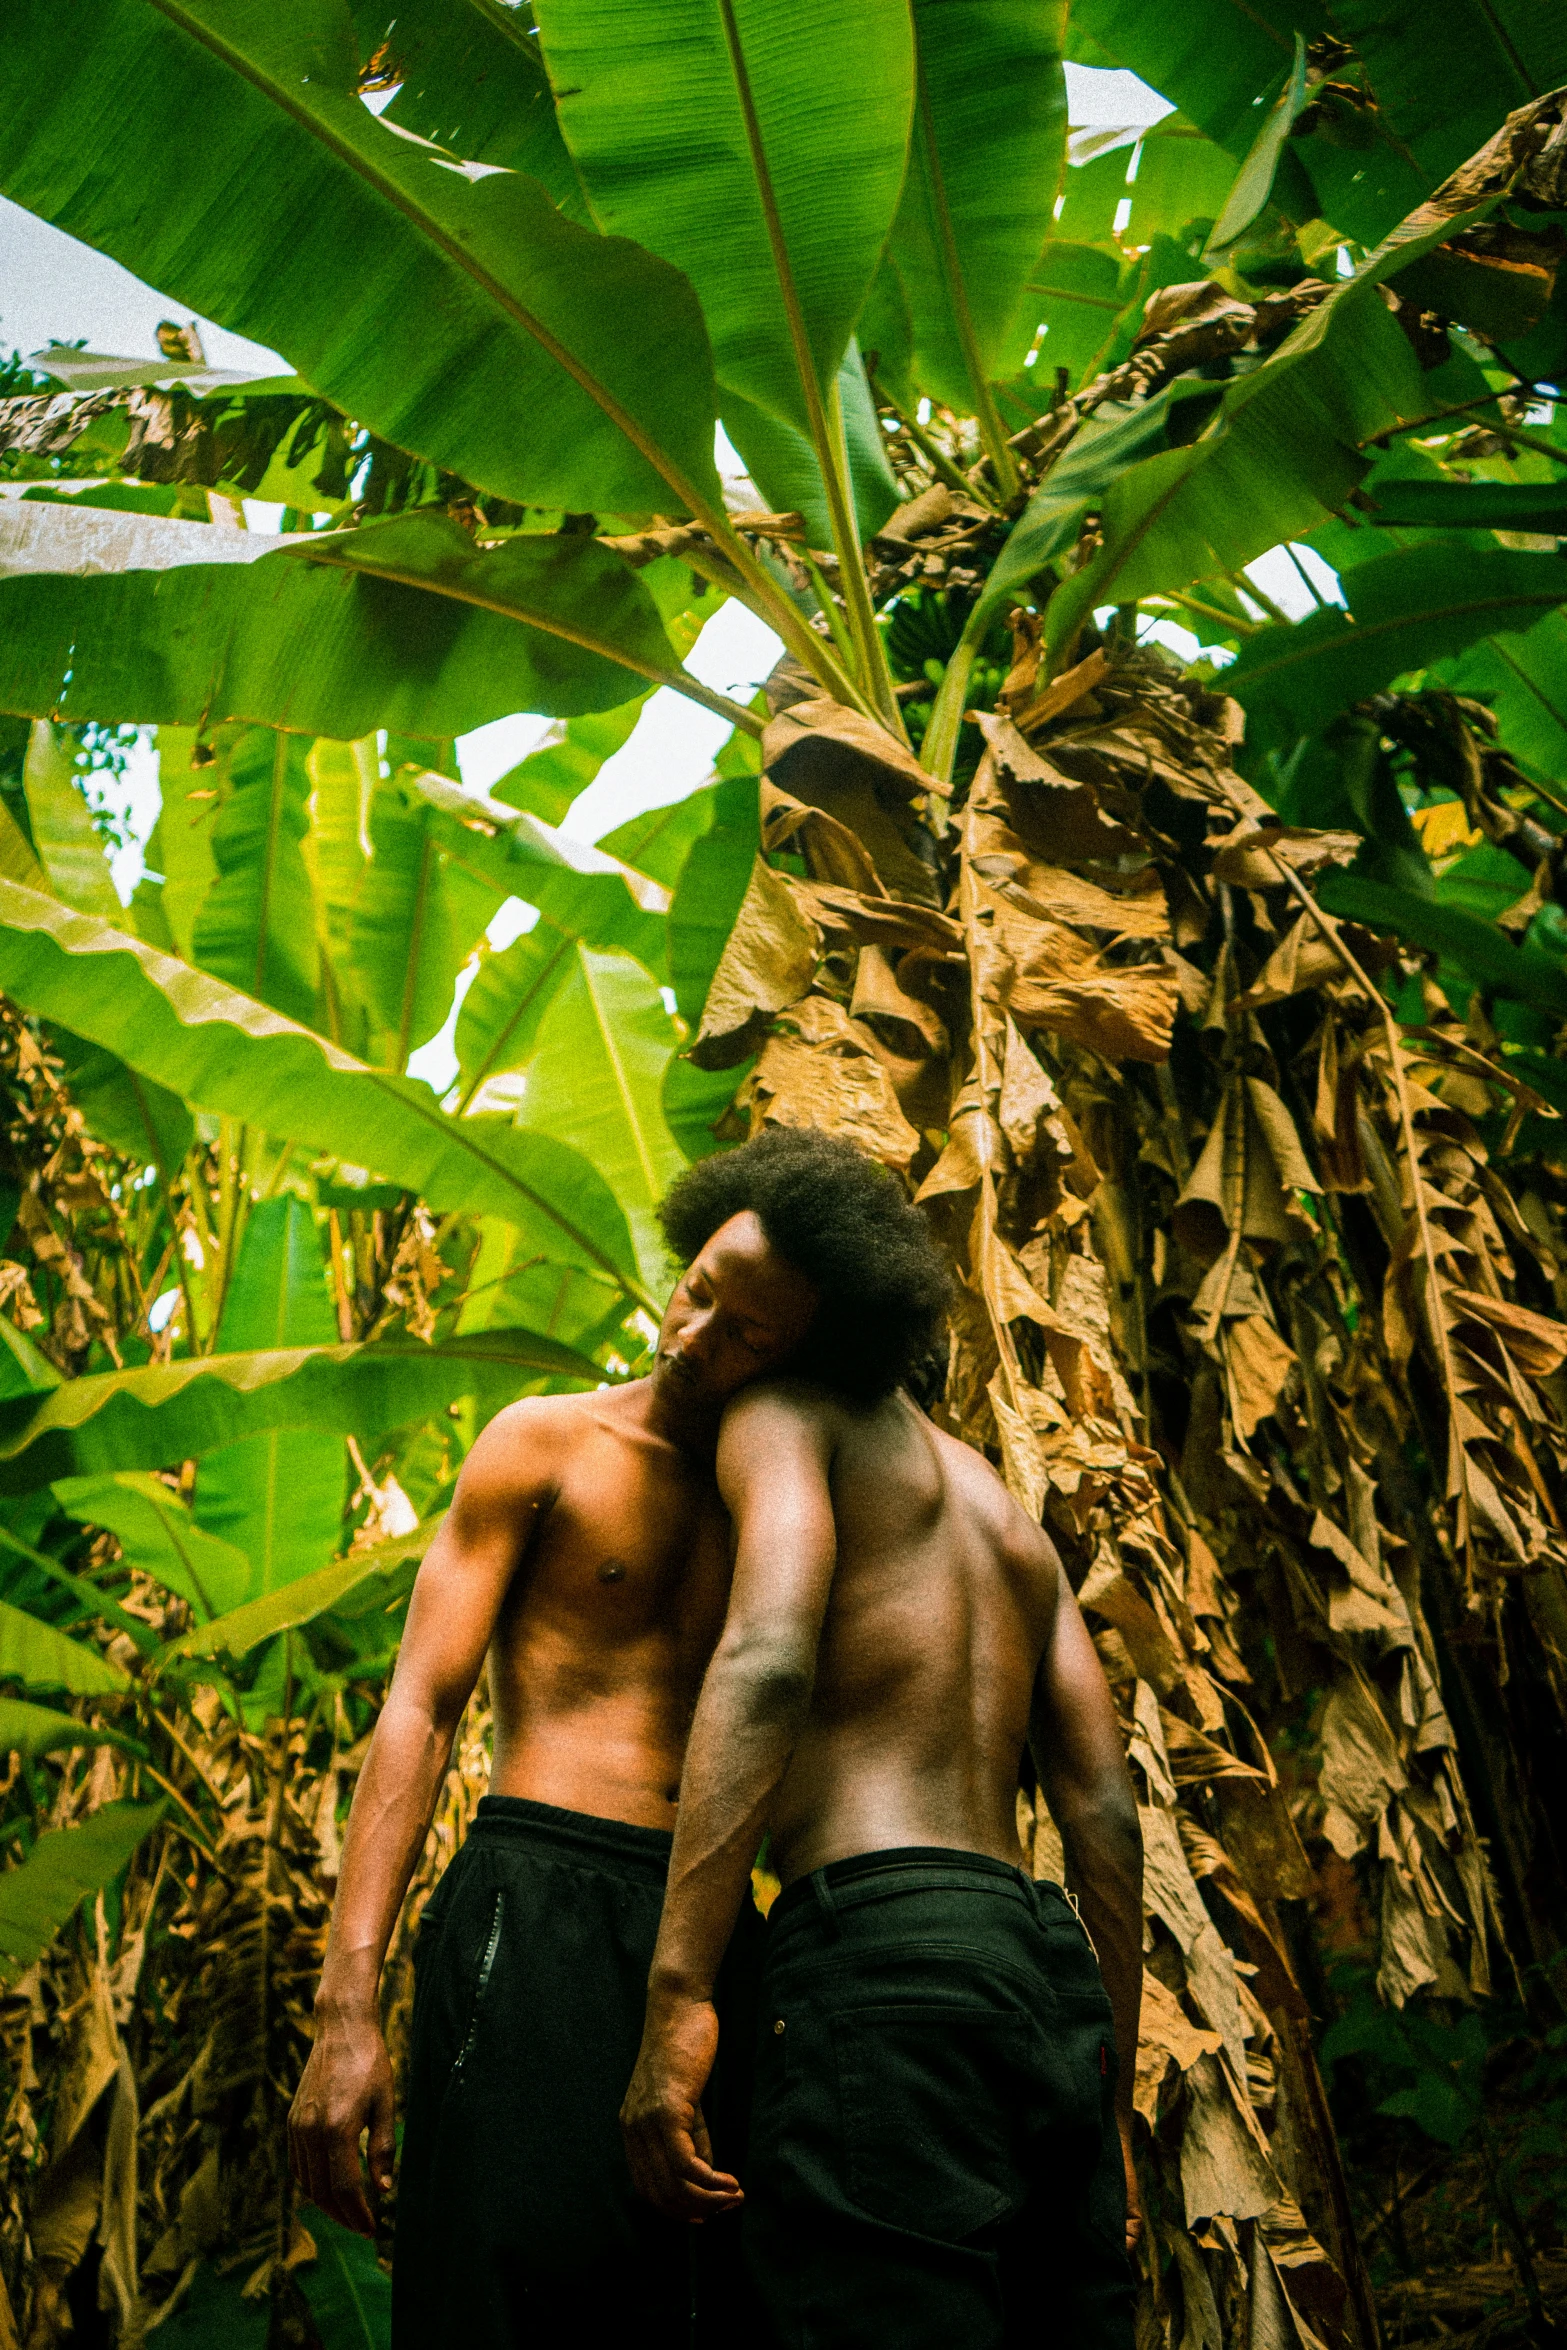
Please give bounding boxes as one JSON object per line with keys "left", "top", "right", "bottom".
{"left": 691, "top": 857, "right": 820, "bottom": 1070}
{"left": 746, "top": 994, "right": 921, "bottom": 1170}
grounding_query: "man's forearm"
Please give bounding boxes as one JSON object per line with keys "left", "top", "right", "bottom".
{"left": 1058, "top": 1803, "right": 1143, "bottom": 2124}
{"left": 316, "top": 1688, "right": 461, "bottom": 2015}
{"left": 649, "top": 1643, "right": 811, "bottom": 2003}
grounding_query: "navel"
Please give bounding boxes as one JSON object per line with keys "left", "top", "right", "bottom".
{"left": 598, "top": 1559, "right": 627, "bottom": 1585}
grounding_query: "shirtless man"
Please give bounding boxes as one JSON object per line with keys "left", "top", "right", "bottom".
{"left": 287, "top": 1127, "right": 945, "bottom": 2348}
{"left": 622, "top": 1211, "right": 1143, "bottom": 2344}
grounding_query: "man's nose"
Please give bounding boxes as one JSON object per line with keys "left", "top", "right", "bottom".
{"left": 669, "top": 1307, "right": 717, "bottom": 1363}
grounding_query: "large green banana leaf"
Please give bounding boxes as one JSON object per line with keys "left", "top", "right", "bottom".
{"left": 456, "top": 925, "right": 579, "bottom": 1110}
{"left": 0, "top": 1801, "right": 164, "bottom": 1984}
{"left": 1436, "top": 617, "right": 1567, "bottom": 787}
{"left": 718, "top": 345, "right": 901, "bottom": 546}
{"left": 349, "top": 0, "right": 590, "bottom": 218}
{"left": 888, "top": 0, "right": 1067, "bottom": 422}
{"left": 1329, "top": 0, "right": 1567, "bottom": 191}
{"left": 1225, "top": 549, "right": 1567, "bottom": 745}
{"left": 403, "top": 770, "right": 671, "bottom": 979}
{"left": 192, "top": 1199, "right": 348, "bottom": 1600}
{"left": 667, "top": 777, "right": 762, "bottom": 1028}
{"left": 191, "top": 728, "right": 320, "bottom": 1025}
{"left": 351, "top": 775, "right": 503, "bottom": 1069}
{"left": 512, "top": 946, "right": 686, "bottom": 1293}
{"left": 0, "top": 504, "right": 727, "bottom": 741}
{"left": 149, "top": 728, "right": 221, "bottom": 964}
{"left": 53, "top": 1473, "right": 251, "bottom": 1623}
{"left": 494, "top": 702, "right": 650, "bottom": 826}
{"left": 171, "top": 1514, "right": 445, "bottom": 1665}
{"left": 1, "top": 0, "right": 722, "bottom": 521}
{"left": 0, "top": 1328, "right": 600, "bottom": 1495}
{"left": 45, "top": 1031, "right": 194, "bottom": 1177}
{"left": 534, "top": 0, "right": 912, "bottom": 443}
{"left": 0, "top": 881, "right": 644, "bottom": 1299}
{"left": 1042, "top": 278, "right": 1426, "bottom": 655}
{"left": 0, "top": 1600, "right": 129, "bottom": 1697}
{"left": 21, "top": 724, "right": 121, "bottom": 919}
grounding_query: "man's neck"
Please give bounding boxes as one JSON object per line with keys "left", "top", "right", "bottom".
{"left": 619, "top": 1368, "right": 723, "bottom": 1459}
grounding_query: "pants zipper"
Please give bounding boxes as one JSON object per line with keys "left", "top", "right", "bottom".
{"left": 450, "top": 1890, "right": 504, "bottom": 2080}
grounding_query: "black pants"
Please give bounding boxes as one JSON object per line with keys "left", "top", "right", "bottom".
{"left": 742, "top": 1849, "right": 1136, "bottom": 2350}
{"left": 394, "top": 1794, "right": 755, "bottom": 2349}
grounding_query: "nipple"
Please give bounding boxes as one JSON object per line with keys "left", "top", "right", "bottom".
{"left": 598, "top": 1560, "right": 627, "bottom": 1584}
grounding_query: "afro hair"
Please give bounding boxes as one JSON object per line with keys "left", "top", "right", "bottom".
{"left": 658, "top": 1126, "right": 950, "bottom": 1402}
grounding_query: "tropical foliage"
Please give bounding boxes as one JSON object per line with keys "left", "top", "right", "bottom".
{"left": 1, "top": 1, "right": 1567, "bottom": 2343}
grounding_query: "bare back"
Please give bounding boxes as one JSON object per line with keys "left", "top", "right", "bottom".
{"left": 764, "top": 1387, "right": 1061, "bottom": 1883}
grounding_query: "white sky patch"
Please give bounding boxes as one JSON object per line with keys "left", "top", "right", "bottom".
{"left": 0, "top": 195, "right": 287, "bottom": 374}
{"left": 1063, "top": 64, "right": 1174, "bottom": 133}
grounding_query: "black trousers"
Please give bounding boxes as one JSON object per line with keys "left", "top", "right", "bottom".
{"left": 742, "top": 1848, "right": 1137, "bottom": 2350}
{"left": 393, "top": 1794, "right": 755, "bottom": 2349}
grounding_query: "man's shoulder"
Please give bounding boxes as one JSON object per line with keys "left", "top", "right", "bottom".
{"left": 721, "top": 1376, "right": 844, "bottom": 1432}
{"left": 463, "top": 1386, "right": 608, "bottom": 1492}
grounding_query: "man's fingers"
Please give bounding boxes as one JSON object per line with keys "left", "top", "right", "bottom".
{"left": 368, "top": 2079, "right": 396, "bottom": 2199}
{"left": 325, "top": 2135, "right": 376, "bottom": 2237}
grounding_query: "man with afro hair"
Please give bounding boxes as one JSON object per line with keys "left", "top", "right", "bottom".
{"left": 624, "top": 1133, "right": 1143, "bottom": 2350}
{"left": 291, "top": 1125, "right": 959, "bottom": 2348}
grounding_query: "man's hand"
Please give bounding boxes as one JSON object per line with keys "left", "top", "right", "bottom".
{"left": 1120, "top": 2117, "right": 1144, "bottom": 2258}
{"left": 288, "top": 2004, "right": 396, "bottom": 2238}
{"left": 621, "top": 1990, "right": 742, "bottom": 2225}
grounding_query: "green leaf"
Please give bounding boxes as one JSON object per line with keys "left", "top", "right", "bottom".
{"left": 889, "top": 0, "right": 1067, "bottom": 415}
{"left": 534, "top": 0, "right": 913, "bottom": 439}
{"left": 2, "top": 0, "right": 723, "bottom": 520}
{"left": 455, "top": 923, "right": 577, "bottom": 1110}
{"left": 194, "top": 1198, "right": 346, "bottom": 1599}
{"left": 172, "top": 1514, "right": 444, "bottom": 1665}
{"left": 1435, "top": 614, "right": 1567, "bottom": 787}
{"left": 21, "top": 722, "right": 120, "bottom": 918}
{"left": 492, "top": 700, "right": 649, "bottom": 827}
{"left": 53, "top": 1472, "right": 250, "bottom": 1623}
{"left": 1368, "top": 480, "right": 1567, "bottom": 534}
{"left": 1121, "top": 115, "right": 1236, "bottom": 248}
{"left": 601, "top": 788, "right": 725, "bottom": 895}
{"left": 351, "top": 773, "right": 502, "bottom": 1071}
{"left": 135, "top": 2262, "right": 269, "bottom": 2350}
{"left": 192, "top": 728, "right": 320, "bottom": 1026}
{"left": 1328, "top": 0, "right": 1567, "bottom": 191}
{"left": 0, "top": 504, "right": 701, "bottom": 741}
{"left": 720, "top": 341, "right": 901, "bottom": 545}
{"left": 1224, "top": 549, "right": 1567, "bottom": 744}
{"left": 296, "top": 2210, "right": 393, "bottom": 2349}
{"left": 0, "top": 1599, "right": 129, "bottom": 1696}
{"left": 1070, "top": 0, "right": 1321, "bottom": 151}
{"left": 0, "top": 1697, "right": 130, "bottom": 1760}
{"left": 294, "top": 512, "right": 739, "bottom": 721}
{"left": 1204, "top": 32, "right": 1306, "bottom": 257}
{"left": 1318, "top": 875, "right": 1567, "bottom": 1019}
{"left": 663, "top": 1054, "right": 750, "bottom": 1163}
{"left": 667, "top": 777, "right": 761, "bottom": 1028}
{"left": 0, "top": 881, "right": 644, "bottom": 1299}
{"left": 350, "top": 0, "right": 590, "bottom": 219}
{"left": 0, "top": 1801, "right": 164, "bottom": 1982}
{"left": 302, "top": 734, "right": 377, "bottom": 1058}
{"left": 0, "top": 1319, "right": 61, "bottom": 1404}
{"left": 405, "top": 770, "right": 670, "bottom": 980}
{"left": 1010, "top": 241, "right": 1129, "bottom": 396}
{"left": 513, "top": 947, "right": 685, "bottom": 1292}
{"left": 45, "top": 1029, "right": 194, "bottom": 1177}
{"left": 148, "top": 726, "right": 220, "bottom": 963}
{"left": 1043, "top": 276, "right": 1429, "bottom": 656}
{"left": 0, "top": 1327, "right": 601, "bottom": 1494}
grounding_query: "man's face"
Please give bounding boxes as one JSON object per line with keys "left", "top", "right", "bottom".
{"left": 653, "top": 1211, "right": 818, "bottom": 1416}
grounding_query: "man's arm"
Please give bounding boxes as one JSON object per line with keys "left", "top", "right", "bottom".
{"left": 288, "top": 1403, "right": 548, "bottom": 2234}
{"left": 1029, "top": 1562, "right": 1145, "bottom": 2249}
{"left": 621, "top": 1383, "right": 837, "bottom": 2223}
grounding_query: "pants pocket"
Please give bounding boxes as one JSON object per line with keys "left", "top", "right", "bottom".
{"left": 832, "top": 2004, "right": 1028, "bottom": 2242}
